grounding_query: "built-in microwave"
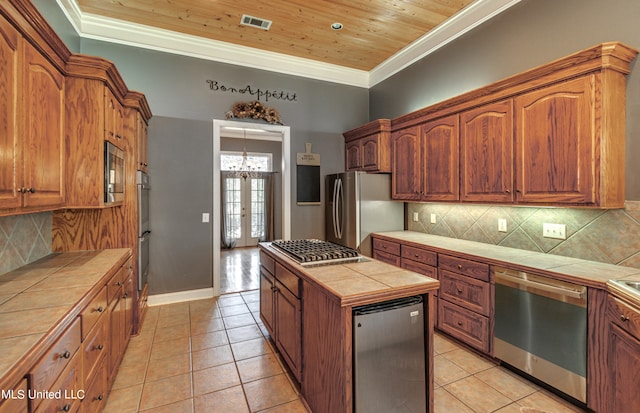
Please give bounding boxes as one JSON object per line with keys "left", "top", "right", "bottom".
{"left": 105, "top": 141, "right": 125, "bottom": 203}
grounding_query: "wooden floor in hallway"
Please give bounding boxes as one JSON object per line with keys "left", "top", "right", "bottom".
{"left": 220, "top": 247, "right": 260, "bottom": 294}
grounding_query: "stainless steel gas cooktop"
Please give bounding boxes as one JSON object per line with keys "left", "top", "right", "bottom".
{"left": 270, "top": 239, "right": 365, "bottom": 267}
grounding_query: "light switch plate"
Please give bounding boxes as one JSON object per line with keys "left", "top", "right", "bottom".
{"left": 202, "top": 213, "right": 210, "bottom": 223}
{"left": 412, "top": 212, "right": 419, "bottom": 222}
{"left": 430, "top": 213, "right": 437, "bottom": 224}
{"left": 543, "top": 223, "right": 566, "bottom": 239}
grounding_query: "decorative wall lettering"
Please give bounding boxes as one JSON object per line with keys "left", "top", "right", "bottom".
{"left": 206, "top": 80, "right": 298, "bottom": 102}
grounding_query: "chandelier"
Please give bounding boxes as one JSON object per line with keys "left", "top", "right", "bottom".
{"left": 229, "top": 129, "right": 263, "bottom": 180}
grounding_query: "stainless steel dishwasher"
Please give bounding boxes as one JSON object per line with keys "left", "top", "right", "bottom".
{"left": 493, "top": 267, "right": 587, "bottom": 403}
{"left": 353, "top": 295, "right": 426, "bottom": 413}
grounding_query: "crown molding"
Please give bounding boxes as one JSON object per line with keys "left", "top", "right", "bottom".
{"left": 55, "top": 0, "right": 521, "bottom": 88}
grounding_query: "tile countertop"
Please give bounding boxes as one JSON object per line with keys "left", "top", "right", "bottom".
{"left": 373, "top": 231, "right": 640, "bottom": 289}
{"left": 259, "top": 243, "right": 440, "bottom": 307}
{"left": 0, "top": 248, "right": 131, "bottom": 388}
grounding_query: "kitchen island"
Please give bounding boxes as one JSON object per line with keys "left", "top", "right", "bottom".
{"left": 259, "top": 241, "right": 440, "bottom": 413}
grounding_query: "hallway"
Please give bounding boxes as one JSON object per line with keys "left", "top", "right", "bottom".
{"left": 220, "top": 247, "right": 261, "bottom": 294}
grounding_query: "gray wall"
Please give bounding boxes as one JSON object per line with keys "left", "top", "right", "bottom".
{"left": 370, "top": 0, "right": 640, "bottom": 199}
{"left": 72, "top": 40, "right": 368, "bottom": 294}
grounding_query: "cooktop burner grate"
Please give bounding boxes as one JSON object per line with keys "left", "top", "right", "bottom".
{"left": 271, "top": 239, "right": 360, "bottom": 265}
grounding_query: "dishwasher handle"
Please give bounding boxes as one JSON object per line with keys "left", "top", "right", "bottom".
{"left": 494, "top": 268, "right": 586, "bottom": 301}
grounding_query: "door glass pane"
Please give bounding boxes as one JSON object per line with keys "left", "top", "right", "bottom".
{"left": 225, "top": 177, "right": 242, "bottom": 240}
{"left": 251, "top": 178, "right": 265, "bottom": 239}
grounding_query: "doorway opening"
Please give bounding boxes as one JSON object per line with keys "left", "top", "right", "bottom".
{"left": 213, "top": 119, "right": 291, "bottom": 297}
{"left": 221, "top": 151, "right": 272, "bottom": 247}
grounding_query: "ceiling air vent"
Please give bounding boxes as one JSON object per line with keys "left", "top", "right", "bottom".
{"left": 240, "top": 14, "right": 272, "bottom": 30}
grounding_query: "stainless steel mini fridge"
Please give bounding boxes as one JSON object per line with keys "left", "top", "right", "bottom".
{"left": 353, "top": 296, "right": 426, "bottom": 413}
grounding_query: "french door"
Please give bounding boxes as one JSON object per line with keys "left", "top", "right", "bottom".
{"left": 225, "top": 177, "right": 266, "bottom": 246}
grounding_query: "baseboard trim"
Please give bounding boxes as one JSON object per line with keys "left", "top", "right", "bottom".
{"left": 147, "top": 288, "right": 215, "bottom": 306}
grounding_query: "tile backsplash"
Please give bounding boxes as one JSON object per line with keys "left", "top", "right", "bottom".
{"left": 0, "top": 212, "right": 52, "bottom": 275}
{"left": 406, "top": 202, "right": 640, "bottom": 268}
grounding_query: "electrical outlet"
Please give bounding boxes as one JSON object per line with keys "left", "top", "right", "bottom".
{"left": 413, "top": 212, "right": 419, "bottom": 222}
{"left": 543, "top": 223, "right": 566, "bottom": 240}
{"left": 498, "top": 218, "right": 507, "bottom": 232}
{"left": 202, "top": 213, "right": 210, "bottom": 223}
{"left": 430, "top": 213, "right": 437, "bottom": 224}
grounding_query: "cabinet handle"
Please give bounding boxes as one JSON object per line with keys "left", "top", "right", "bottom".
{"left": 116, "top": 281, "right": 122, "bottom": 286}
{"left": 61, "top": 350, "right": 71, "bottom": 359}
{"left": 96, "top": 344, "right": 104, "bottom": 351}
{"left": 17, "top": 187, "right": 24, "bottom": 193}
{"left": 456, "top": 287, "right": 463, "bottom": 294}
{"left": 414, "top": 254, "right": 420, "bottom": 258}
{"left": 25, "top": 187, "right": 35, "bottom": 193}
{"left": 457, "top": 321, "right": 463, "bottom": 326}
{"left": 505, "top": 189, "right": 511, "bottom": 194}
{"left": 62, "top": 403, "right": 72, "bottom": 412}
{"left": 457, "top": 264, "right": 463, "bottom": 270}
{"left": 621, "top": 314, "right": 630, "bottom": 322}
{"left": 96, "top": 394, "right": 104, "bottom": 401}
{"left": 123, "top": 292, "right": 128, "bottom": 299}
{"left": 95, "top": 306, "right": 104, "bottom": 313}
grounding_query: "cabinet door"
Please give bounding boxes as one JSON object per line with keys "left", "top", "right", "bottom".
{"left": 275, "top": 280, "right": 302, "bottom": 381}
{"left": 461, "top": 100, "right": 514, "bottom": 202}
{"left": 21, "top": 41, "right": 65, "bottom": 208}
{"left": 345, "top": 140, "right": 362, "bottom": 171}
{"left": 515, "top": 76, "right": 595, "bottom": 204}
{"left": 108, "top": 292, "right": 123, "bottom": 380}
{"left": 0, "top": 16, "right": 21, "bottom": 210}
{"left": 608, "top": 323, "right": 640, "bottom": 413}
{"left": 391, "top": 127, "right": 421, "bottom": 200}
{"left": 104, "top": 87, "right": 124, "bottom": 146}
{"left": 421, "top": 115, "right": 459, "bottom": 201}
{"left": 259, "top": 268, "right": 276, "bottom": 336}
{"left": 361, "top": 134, "right": 381, "bottom": 171}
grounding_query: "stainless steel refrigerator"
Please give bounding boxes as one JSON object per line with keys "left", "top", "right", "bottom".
{"left": 325, "top": 171, "right": 404, "bottom": 257}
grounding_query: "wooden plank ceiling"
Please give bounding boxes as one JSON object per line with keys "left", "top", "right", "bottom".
{"left": 76, "top": 0, "right": 476, "bottom": 71}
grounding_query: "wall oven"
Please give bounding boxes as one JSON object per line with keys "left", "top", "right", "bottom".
{"left": 137, "top": 171, "right": 151, "bottom": 291}
{"left": 105, "top": 141, "right": 125, "bottom": 203}
{"left": 493, "top": 267, "right": 587, "bottom": 403}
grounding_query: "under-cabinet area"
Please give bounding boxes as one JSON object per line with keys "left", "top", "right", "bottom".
{"left": 0, "top": 249, "right": 133, "bottom": 413}
{"left": 258, "top": 242, "right": 439, "bottom": 413}
{"left": 372, "top": 230, "right": 640, "bottom": 412}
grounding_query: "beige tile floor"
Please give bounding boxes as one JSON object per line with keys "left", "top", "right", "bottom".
{"left": 104, "top": 290, "right": 587, "bottom": 413}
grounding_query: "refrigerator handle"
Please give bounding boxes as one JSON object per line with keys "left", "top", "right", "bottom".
{"left": 334, "top": 178, "right": 343, "bottom": 239}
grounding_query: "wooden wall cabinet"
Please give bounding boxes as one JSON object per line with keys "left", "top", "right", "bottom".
{"left": 343, "top": 119, "right": 391, "bottom": 172}
{"left": 515, "top": 76, "right": 597, "bottom": 204}
{"left": 390, "top": 42, "right": 637, "bottom": 208}
{"left": 460, "top": 100, "right": 514, "bottom": 203}
{"left": 391, "top": 115, "right": 459, "bottom": 201}
{"left": 0, "top": 14, "right": 65, "bottom": 214}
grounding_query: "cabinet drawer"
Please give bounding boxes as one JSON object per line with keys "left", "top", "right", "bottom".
{"left": 260, "top": 250, "right": 275, "bottom": 274}
{"left": 440, "top": 270, "right": 490, "bottom": 316}
{"left": 373, "top": 250, "right": 401, "bottom": 266}
{"left": 276, "top": 262, "right": 301, "bottom": 298}
{"left": 0, "top": 378, "right": 28, "bottom": 413}
{"left": 439, "top": 254, "right": 489, "bottom": 281}
{"left": 34, "top": 351, "right": 82, "bottom": 413}
{"left": 81, "top": 287, "right": 108, "bottom": 340}
{"left": 107, "top": 263, "right": 129, "bottom": 304}
{"left": 608, "top": 296, "right": 640, "bottom": 339}
{"left": 30, "top": 317, "right": 81, "bottom": 400}
{"left": 373, "top": 238, "right": 400, "bottom": 256}
{"left": 401, "top": 245, "right": 437, "bottom": 267}
{"left": 401, "top": 258, "right": 437, "bottom": 279}
{"left": 82, "top": 358, "right": 108, "bottom": 413}
{"left": 438, "top": 299, "right": 490, "bottom": 353}
{"left": 82, "top": 315, "right": 108, "bottom": 384}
